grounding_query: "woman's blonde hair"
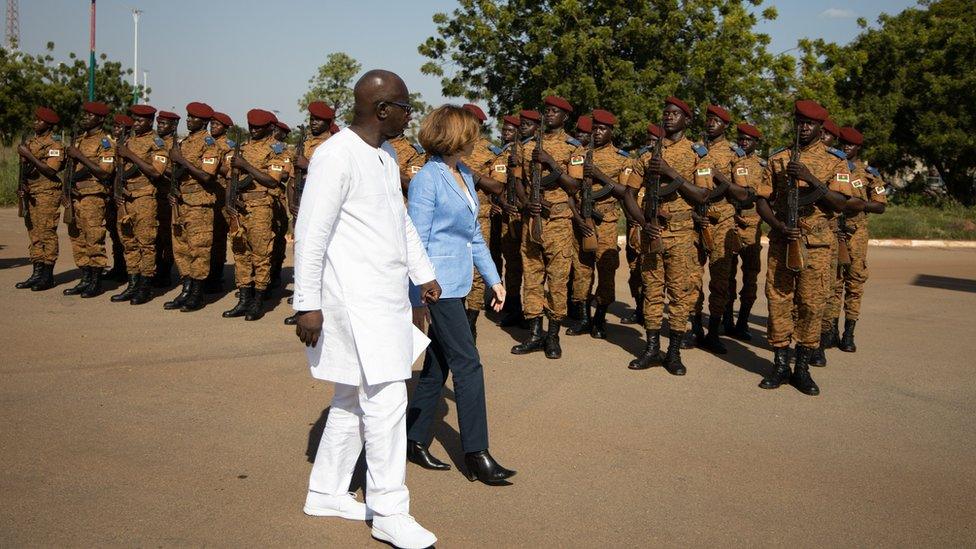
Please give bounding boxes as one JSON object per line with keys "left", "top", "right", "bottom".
{"left": 418, "top": 104, "right": 481, "bottom": 157}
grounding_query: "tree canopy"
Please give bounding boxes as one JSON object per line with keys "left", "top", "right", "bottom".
{"left": 299, "top": 52, "right": 361, "bottom": 124}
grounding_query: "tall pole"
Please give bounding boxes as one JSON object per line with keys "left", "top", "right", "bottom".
{"left": 143, "top": 70, "right": 148, "bottom": 100}
{"left": 88, "top": 0, "right": 95, "bottom": 100}
{"left": 132, "top": 9, "right": 141, "bottom": 103}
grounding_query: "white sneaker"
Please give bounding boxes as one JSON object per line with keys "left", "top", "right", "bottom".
{"left": 303, "top": 491, "right": 367, "bottom": 521}
{"left": 371, "top": 514, "right": 437, "bottom": 549}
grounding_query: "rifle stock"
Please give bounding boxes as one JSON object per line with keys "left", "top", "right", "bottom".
{"left": 224, "top": 140, "right": 245, "bottom": 240}
{"left": 837, "top": 215, "right": 852, "bottom": 268}
{"left": 169, "top": 133, "right": 183, "bottom": 236}
{"left": 505, "top": 139, "right": 520, "bottom": 234}
{"left": 641, "top": 137, "right": 664, "bottom": 254}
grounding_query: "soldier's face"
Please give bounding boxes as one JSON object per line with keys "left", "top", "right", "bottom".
{"left": 133, "top": 115, "right": 153, "bottom": 134}
{"left": 821, "top": 131, "right": 835, "bottom": 146}
{"left": 186, "top": 115, "right": 206, "bottom": 132}
{"left": 795, "top": 116, "right": 819, "bottom": 145}
{"left": 157, "top": 118, "right": 177, "bottom": 136}
{"left": 249, "top": 124, "right": 272, "bottom": 140}
{"left": 111, "top": 123, "right": 125, "bottom": 138}
{"left": 210, "top": 120, "right": 226, "bottom": 137}
{"left": 576, "top": 131, "right": 590, "bottom": 146}
{"left": 501, "top": 122, "right": 518, "bottom": 143}
{"left": 705, "top": 114, "right": 727, "bottom": 138}
{"left": 662, "top": 105, "right": 687, "bottom": 133}
{"left": 310, "top": 116, "right": 329, "bottom": 135}
{"left": 647, "top": 134, "right": 659, "bottom": 148}
{"left": 592, "top": 123, "right": 613, "bottom": 147}
{"left": 519, "top": 119, "right": 539, "bottom": 138}
{"left": 544, "top": 106, "right": 567, "bottom": 129}
{"left": 840, "top": 142, "right": 860, "bottom": 159}
{"left": 737, "top": 133, "right": 758, "bottom": 155}
{"left": 34, "top": 118, "right": 50, "bottom": 134}
{"left": 79, "top": 111, "right": 101, "bottom": 131}
{"left": 275, "top": 127, "right": 289, "bottom": 141}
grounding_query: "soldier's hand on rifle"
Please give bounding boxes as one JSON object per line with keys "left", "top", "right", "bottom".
{"left": 779, "top": 222, "right": 801, "bottom": 241}
{"left": 533, "top": 147, "right": 557, "bottom": 169}
{"left": 786, "top": 160, "right": 814, "bottom": 184}
{"left": 295, "top": 310, "right": 324, "bottom": 348}
{"left": 489, "top": 202, "right": 503, "bottom": 216}
{"left": 66, "top": 145, "right": 83, "bottom": 160}
{"left": 573, "top": 215, "right": 595, "bottom": 237}
{"left": 295, "top": 155, "right": 309, "bottom": 170}
{"left": 648, "top": 155, "right": 673, "bottom": 177}
{"left": 16, "top": 186, "right": 26, "bottom": 198}
{"left": 168, "top": 194, "right": 178, "bottom": 208}
{"left": 502, "top": 199, "right": 520, "bottom": 217}
{"left": 526, "top": 201, "right": 543, "bottom": 216}
{"left": 231, "top": 155, "right": 250, "bottom": 170}
{"left": 642, "top": 221, "right": 662, "bottom": 240}
{"left": 169, "top": 144, "right": 185, "bottom": 166}
{"left": 115, "top": 196, "right": 125, "bottom": 208}
{"left": 507, "top": 152, "right": 518, "bottom": 168}
{"left": 117, "top": 144, "right": 132, "bottom": 160}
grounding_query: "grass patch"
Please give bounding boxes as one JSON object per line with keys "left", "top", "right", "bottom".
{"left": 0, "top": 146, "right": 18, "bottom": 207}
{"left": 867, "top": 204, "right": 976, "bottom": 240}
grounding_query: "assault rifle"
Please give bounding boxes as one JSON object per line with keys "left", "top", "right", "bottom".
{"left": 640, "top": 136, "right": 666, "bottom": 254}
{"left": 287, "top": 124, "right": 307, "bottom": 223}
{"left": 169, "top": 132, "right": 183, "bottom": 236}
{"left": 579, "top": 137, "right": 599, "bottom": 252}
{"left": 837, "top": 214, "right": 852, "bottom": 268}
{"left": 62, "top": 128, "right": 76, "bottom": 225}
{"left": 528, "top": 115, "right": 545, "bottom": 246}
{"left": 16, "top": 135, "right": 29, "bottom": 223}
{"left": 224, "top": 140, "right": 245, "bottom": 239}
{"left": 114, "top": 129, "right": 131, "bottom": 226}
{"left": 505, "top": 139, "right": 520, "bottom": 234}
{"left": 785, "top": 127, "right": 806, "bottom": 271}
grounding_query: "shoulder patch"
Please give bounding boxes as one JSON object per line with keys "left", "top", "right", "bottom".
{"left": 52, "top": 134, "right": 62, "bottom": 142}
{"left": 271, "top": 142, "right": 284, "bottom": 154}
{"left": 411, "top": 142, "right": 425, "bottom": 154}
{"left": 866, "top": 166, "right": 880, "bottom": 177}
{"left": 731, "top": 144, "right": 746, "bottom": 157}
{"left": 616, "top": 148, "right": 630, "bottom": 157}
{"left": 521, "top": 137, "right": 533, "bottom": 145}
{"left": 769, "top": 146, "right": 787, "bottom": 156}
{"left": 827, "top": 146, "right": 847, "bottom": 159}
{"left": 101, "top": 138, "right": 112, "bottom": 149}
{"left": 691, "top": 143, "right": 708, "bottom": 157}
{"left": 226, "top": 138, "right": 236, "bottom": 148}
{"left": 565, "top": 137, "right": 582, "bottom": 147}
{"left": 488, "top": 144, "right": 503, "bottom": 155}
{"left": 204, "top": 136, "right": 215, "bottom": 146}
{"left": 154, "top": 137, "right": 165, "bottom": 147}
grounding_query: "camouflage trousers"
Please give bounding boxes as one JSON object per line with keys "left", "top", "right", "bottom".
{"left": 641, "top": 229, "right": 700, "bottom": 333}
{"left": 155, "top": 197, "right": 174, "bottom": 279}
{"left": 521, "top": 216, "right": 573, "bottom": 322}
{"left": 24, "top": 189, "right": 61, "bottom": 264}
{"left": 173, "top": 203, "right": 214, "bottom": 280}
{"left": 825, "top": 220, "right": 870, "bottom": 323}
{"left": 728, "top": 216, "right": 763, "bottom": 307}
{"left": 232, "top": 199, "right": 274, "bottom": 291}
{"left": 571, "top": 218, "right": 621, "bottom": 306}
{"left": 67, "top": 194, "right": 108, "bottom": 269}
{"left": 500, "top": 216, "right": 523, "bottom": 302}
{"left": 692, "top": 215, "right": 737, "bottom": 318}
{"left": 118, "top": 195, "right": 158, "bottom": 276}
{"left": 766, "top": 239, "right": 833, "bottom": 348}
{"left": 466, "top": 213, "right": 493, "bottom": 311}
{"left": 626, "top": 225, "right": 642, "bottom": 302}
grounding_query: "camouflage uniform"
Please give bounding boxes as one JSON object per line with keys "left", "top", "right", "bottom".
{"left": 67, "top": 130, "right": 116, "bottom": 269}
{"left": 728, "top": 152, "right": 766, "bottom": 309}
{"left": 760, "top": 141, "right": 854, "bottom": 349}
{"left": 520, "top": 128, "right": 580, "bottom": 323}
{"left": 22, "top": 132, "right": 65, "bottom": 265}
{"left": 233, "top": 136, "right": 289, "bottom": 292}
{"left": 491, "top": 141, "right": 524, "bottom": 309}
{"left": 209, "top": 135, "right": 235, "bottom": 285}
{"left": 463, "top": 136, "right": 503, "bottom": 311}
{"left": 173, "top": 130, "right": 221, "bottom": 280}
{"left": 269, "top": 141, "right": 292, "bottom": 286}
{"left": 389, "top": 135, "right": 426, "bottom": 190}
{"left": 118, "top": 132, "right": 167, "bottom": 276}
{"left": 154, "top": 134, "right": 177, "bottom": 282}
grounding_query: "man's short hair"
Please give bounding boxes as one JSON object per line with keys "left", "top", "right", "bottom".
{"left": 418, "top": 105, "right": 481, "bottom": 157}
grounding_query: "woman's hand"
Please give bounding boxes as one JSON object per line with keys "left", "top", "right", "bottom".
{"left": 489, "top": 283, "right": 506, "bottom": 312}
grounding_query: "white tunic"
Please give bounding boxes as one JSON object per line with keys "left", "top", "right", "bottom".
{"left": 293, "top": 129, "right": 435, "bottom": 386}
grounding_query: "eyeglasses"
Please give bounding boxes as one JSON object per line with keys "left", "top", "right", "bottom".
{"left": 380, "top": 100, "right": 413, "bottom": 115}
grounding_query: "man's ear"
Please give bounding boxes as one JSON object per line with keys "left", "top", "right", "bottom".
{"left": 376, "top": 102, "right": 390, "bottom": 121}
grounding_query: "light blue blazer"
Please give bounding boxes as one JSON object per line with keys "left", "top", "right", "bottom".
{"left": 408, "top": 156, "right": 501, "bottom": 306}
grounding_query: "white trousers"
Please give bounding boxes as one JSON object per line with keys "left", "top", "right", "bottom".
{"left": 307, "top": 379, "right": 410, "bottom": 517}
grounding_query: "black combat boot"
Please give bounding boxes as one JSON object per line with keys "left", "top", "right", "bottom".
{"left": 692, "top": 313, "right": 706, "bottom": 347}
{"left": 80, "top": 268, "right": 103, "bottom": 298}
{"left": 759, "top": 347, "right": 791, "bottom": 389}
{"left": 721, "top": 303, "right": 735, "bottom": 335}
{"left": 30, "top": 264, "right": 55, "bottom": 292}
{"left": 728, "top": 301, "right": 753, "bottom": 341}
{"left": 63, "top": 267, "right": 93, "bottom": 296}
{"left": 621, "top": 293, "right": 644, "bottom": 325}
{"left": 180, "top": 279, "right": 205, "bottom": 312}
{"left": 511, "top": 317, "right": 544, "bottom": 354}
{"left": 111, "top": 275, "right": 139, "bottom": 302}
{"left": 543, "top": 319, "right": 562, "bottom": 359}
{"left": 838, "top": 319, "right": 857, "bottom": 352}
{"left": 16, "top": 263, "right": 43, "bottom": 289}
{"left": 223, "top": 285, "right": 252, "bottom": 318}
{"left": 129, "top": 275, "right": 153, "bottom": 305}
{"left": 283, "top": 313, "right": 298, "bottom": 326}
{"left": 628, "top": 330, "right": 662, "bottom": 370}
{"left": 810, "top": 331, "right": 830, "bottom": 367}
{"left": 790, "top": 345, "right": 821, "bottom": 396}
{"left": 662, "top": 331, "right": 687, "bottom": 376}
{"left": 700, "top": 316, "right": 728, "bottom": 354}
{"left": 466, "top": 309, "right": 480, "bottom": 343}
{"left": 681, "top": 314, "right": 700, "bottom": 349}
{"left": 824, "top": 318, "right": 840, "bottom": 348}
{"left": 244, "top": 288, "right": 265, "bottom": 321}
{"left": 590, "top": 304, "right": 608, "bottom": 339}
{"left": 163, "top": 278, "right": 192, "bottom": 310}
{"left": 566, "top": 301, "right": 591, "bottom": 336}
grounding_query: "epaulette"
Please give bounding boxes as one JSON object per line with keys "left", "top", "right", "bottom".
{"left": 691, "top": 143, "right": 708, "bottom": 157}
{"left": 866, "top": 166, "right": 881, "bottom": 177}
{"left": 52, "top": 134, "right": 62, "bottom": 142}
{"left": 759, "top": 158, "right": 768, "bottom": 167}
{"left": 769, "top": 146, "right": 787, "bottom": 156}
{"left": 847, "top": 160, "right": 855, "bottom": 171}
{"left": 616, "top": 148, "right": 630, "bottom": 157}
{"left": 636, "top": 145, "right": 650, "bottom": 156}
{"left": 731, "top": 144, "right": 746, "bottom": 157}
{"left": 204, "top": 136, "right": 215, "bottom": 146}
{"left": 566, "top": 137, "right": 582, "bottom": 147}
{"left": 521, "top": 137, "right": 533, "bottom": 145}
{"left": 101, "top": 138, "right": 112, "bottom": 149}
{"left": 489, "top": 144, "right": 503, "bottom": 155}
{"left": 154, "top": 137, "right": 165, "bottom": 147}
{"left": 411, "top": 142, "right": 425, "bottom": 155}
{"left": 271, "top": 142, "right": 285, "bottom": 154}
{"left": 226, "top": 138, "right": 237, "bottom": 148}
{"left": 827, "top": 146, "right": 847, "bottom": 159}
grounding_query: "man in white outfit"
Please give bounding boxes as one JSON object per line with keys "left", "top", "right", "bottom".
{"left": 293, "top": 69, "right": 441, "bottom": 549}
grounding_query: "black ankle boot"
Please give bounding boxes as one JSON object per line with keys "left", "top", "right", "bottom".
{"left": 838, "top": 319, "right": 857, "bottom": 352}
{"left": 700, "top": 316, "right": 728, "bottom": 354}
{"left": 825, "top": 318, "right": 840, "bottom": 348}
{"left": 544, "top": 319, "right": 562, "bottom": 359}
{"left": 406, "top": 440, "right": 450, "bottom": 471}
{"left": 223, "top": 285, "right": 252, "bottom": 318}
{"left": 566, "top": 301, "right": 591, "bottom": 336}
{"left": 180, "top": 279, "right": 205, "bottom": 312}
{"left": 511, "top": 317, "right": 545, "bottom": 354}
{"left": 80, "top": 268, "right": 103, "bottom": 298}
{"left": 681, "top": 315, "right": 700, "bottom": 349}
{"left": 464, "top": 450, "right": 516, "bottom": 485}
{"left": 111, "top": 274, "right": 139, "bottom": 302}
{"left": 105, "top": 262, "right": 127, "bottom": 282}
{"left": 791, "top": 345, "right": 821, "bottom": 396}
{"left": 810, "top": 331, "right": 830, "bottom": 367}
{"left": 628, "top": 330, "right": 662, "bottom": 370}
{"left": 129, "top": 275, "right": 153, "bottom": 305}
{"left": 466, "top": 309, "right": 480, "bottom": 343}
{"left": 760, "top": 347, "right": 792, "bottom": 389}
{"left": 164, "top": 278, "right": 192, "bottom": 310}
{"left": 244, "top": 288, "right": 265, "bottom": 321}
{"left": 590, "top": 304, "right": 608, "bottom": 339}
{"left": 16, "top": 263, "right": 43, "bottom": 289}
{"left": 30, "top": 263, "right": 55, "bottom": 292}
{"left": 729, "top": 301, "right": 753, "bottom": 341}
{"left": 692, "top": 313, "right": 706, "bottom": 347}
{"left": 663, "top": 331, "right": 686, "bottom": 376}
{"left": 63, "top": 267, "right": 93, "bottom": 296}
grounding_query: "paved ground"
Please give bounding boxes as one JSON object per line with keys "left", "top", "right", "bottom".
{"left": 1, "top": 206, "right": 974, "bottom": 548}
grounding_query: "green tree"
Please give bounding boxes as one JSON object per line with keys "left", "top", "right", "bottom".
{"left": 419, "top": 0, "right": 796, "bottom": 147}
{"left": 299, "top": 52, "right": 361, "bottom": 124}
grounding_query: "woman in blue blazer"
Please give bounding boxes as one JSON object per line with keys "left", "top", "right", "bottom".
{"left": 405, "top": 105, "right": 516, "bottom": 485}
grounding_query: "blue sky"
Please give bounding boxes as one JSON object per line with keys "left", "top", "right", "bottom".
{"left": 18, "top": 0, "right": 918, "bottom": 127}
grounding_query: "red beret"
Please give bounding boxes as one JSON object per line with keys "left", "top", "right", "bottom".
{"left": 157, "top": 111, "right": 180, "bottom": 121}
{"left": 186, "top": 102, "right": 214, "bottom": 119}
{"left": 113, "top": 114, "right": 134, "bottom": 127}
{"left": 82, "top": 101, "right": 110, "bottom": 116}
{"left": 823, "top": 118, "right": 841, "bottom": 137}
{"left": 463, "top": 103, "right": 487, "bottom": 122}
{"left": 502, "top": 114, "right": 520, "bottom": 126}
{"left": 519, "top": 109, "right": 541, "bottom": 123}
{"left": 576, "top": 115, "right": 592, "bottom": 133}
{"left": 664, "top": 96, "right": 692, "bottom": 117}
{"left": 211, "top": 112, "right": 233, "bottom": 126}
{"left": 839, "top": 126, "right": 863, "bottom": 145}
{"left": 647, "top": 123, "right": 664, "bottom": 138}
{"left": 543, "top": 95, "right": 573, "bottom": 113}
{"left": 330, "top": 122, "right": 340, "bottom": 134}
{"left": 706, "top": 104, "right": 731, "bottom": 123}
{"left": 736, "top": 122, "right": 762, "bottom": 139}
{"left": 35, "top": 106, "right": 60, "bottom": 124}
{"left": 591, "top": 109, "right": 616, "bottom": 126}
{"left": 308, "top": 101, "right": 335, "bottom": 120}
{"left": 794, "top": 100, "right": 829, "bottom": 122}
{"left": 247, "top": 109, "right": 275, "bottom": 126}
{"left": 129, "top": 104, "right": 156, "bottom": 117}
{"left": 275, "top": 121, "right": 290, "bottom": 132}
